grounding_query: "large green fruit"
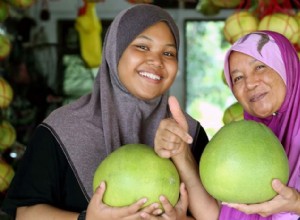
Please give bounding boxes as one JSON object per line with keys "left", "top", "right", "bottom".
{"left": 200, "top": 120, "right": 289, "bottom": 204}
{"left": 222, "top": 102, "right": 244, "bottom": 125}
{"left": 93, "top": 144, "right": 180, "bottom": 209}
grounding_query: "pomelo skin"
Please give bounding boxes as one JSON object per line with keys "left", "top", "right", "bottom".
{"left": 93, "top": 144, "right": 180, "bottom": 209}
{"left": 222, "top": 102, "right": 244, "bottom": 125}
{"left": 200, "top": 120, "right": 289, "bottom": 204}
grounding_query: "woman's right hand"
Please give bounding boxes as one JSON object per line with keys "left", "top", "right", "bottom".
{"left": 155, "top": 96, "right": 193, "bottom": 159}
{"left": 86, "top": 181, "right": 161, "bottom": 220}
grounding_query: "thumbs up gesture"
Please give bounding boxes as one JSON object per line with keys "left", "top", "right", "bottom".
{"left": 154, "top": 96, "right": 193, "bottom": 159}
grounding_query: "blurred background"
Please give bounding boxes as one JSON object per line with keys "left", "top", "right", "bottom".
{"left": 0, "top": 0, "right": 299, "bottom": 217}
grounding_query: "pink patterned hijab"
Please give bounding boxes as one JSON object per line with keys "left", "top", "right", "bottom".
{"left": 222, "top": 31, "right": 300, "bottom": 220}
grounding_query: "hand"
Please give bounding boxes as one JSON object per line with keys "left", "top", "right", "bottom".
{"left": 140, "top": 183, "right": 191, "bottom": 220}
{"left": 86, "top": 181, "right": 161, "bottom": 220}
{"left": 155, "top": 96, "right": 193, "bottom": 159}
{"left": 224, "top": 179, "right": 300, "bottom": 217}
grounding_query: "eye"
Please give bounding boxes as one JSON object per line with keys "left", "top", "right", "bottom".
{"left": 232, "top": 75, "right": 243, "bottom": 84}
{"left": 256, "top": 64, "right": 266, "bottom": 71}
{"left": 135, "top": 44, "right": 149, "bottom": 51}
{"left": 163, "top": 51, "right": 176, "bottom": 57}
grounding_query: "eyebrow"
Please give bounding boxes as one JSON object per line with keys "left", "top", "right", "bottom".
{"left": 249, "top": 58, "right": 258, "bottom": 65}
{"left": 136, "top": 34, "right": 177, "bottom": 49}
{"left": 230, "top": 69, "right": 239, "bottom": 76}
{"left": 229, "top": 57, "right": 258, "bottom": 75}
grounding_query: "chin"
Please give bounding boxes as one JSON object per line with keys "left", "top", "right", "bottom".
{"left": 252, "top": 111, "right": 273, "bottom": 119}
{"left": 136, "top": 93, "right": 160, "bottom": 101}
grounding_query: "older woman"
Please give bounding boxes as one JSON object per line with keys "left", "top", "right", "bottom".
{"left": 220, "top": 30, "right": 300, "bottom": 220}
{"left": 154, "top": 31, "right": 300, "bottom": 220}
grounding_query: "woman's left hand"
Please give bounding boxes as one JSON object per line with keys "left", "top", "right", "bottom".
{"left": 140, "top": 183, "right": 192, "bottom": 220}
{"left": 225, "top": 179, "right": 300, "bottom": 217}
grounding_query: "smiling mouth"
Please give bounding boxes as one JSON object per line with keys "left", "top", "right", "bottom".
{"left": 139, "top": 71, "right": 161, "bottom": 81}
{"left": 250, "top": 92, "right": 267, "bottom": 102}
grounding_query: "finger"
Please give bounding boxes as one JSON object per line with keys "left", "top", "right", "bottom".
{"left": 142, "top": 202, "right": 162, "bottom": 215}
{"left": 140, "top": 212, "right": 158, "bottom": 219}
{"left": 168, "top": 96, "right": 193, "bottom": 144}
{"left": 272, "top": 179, "right": 290, "bottom": 197}
{"left": 159, "top": 195, "right": 175, "bottom": 216}
{"left": 155, "top": 121, "right": 184, "bottom": 158}
{"left": 155, "top": 148, "right": 173, "bottom": 158}
{"left": 177, "top": 183, "right": 189, "bottom": 211}
{"left": 92, "top": 181, "right": 106, "bottom": 204}
{"left": 224, "top": 203, "right": 265, "bottom": 215}
{"left": 140, "top": 212, "right": 151, "bottom": 219}
{"left": 118, "top": 198, "right": 148, "bottom": 217}
{"left": 162, "top": 121, "right": 192, "bottom": 145}
{"left": 169, "top": 96, "right": 188, "bottom": 131}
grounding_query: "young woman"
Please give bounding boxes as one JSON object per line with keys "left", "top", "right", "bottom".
{"left": 2, "top": 4, "right": 208, "bottom": 220}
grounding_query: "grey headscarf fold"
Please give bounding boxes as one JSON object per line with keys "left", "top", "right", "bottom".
{"left": 44, "top": 4, "right": 198, "bottom": 200}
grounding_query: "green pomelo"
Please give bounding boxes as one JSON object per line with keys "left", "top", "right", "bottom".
{"left": 200, "top": 120, "right": 289, "bottom": 204}
{"left": 258, "top": 13, "right": 299, "bottom": 44}
{"left": 222, "top": 102, "right": 244, "bottom": 125}
{"left": 224, "top": 11, "right": 258, "bottom": 44}
{"left": 93, "top": 144, "right": 180, "bottom": 209}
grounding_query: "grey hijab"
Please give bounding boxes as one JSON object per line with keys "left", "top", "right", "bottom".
{"left": 44, "top": 4, "right": 198, "bottom": 200}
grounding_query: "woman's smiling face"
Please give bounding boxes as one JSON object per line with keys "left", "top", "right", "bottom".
{"left": 229, "top": 51, "right": 286, "bottom": 118}
{"left": 118, "top": 21, "right": 178, "bottom": 101}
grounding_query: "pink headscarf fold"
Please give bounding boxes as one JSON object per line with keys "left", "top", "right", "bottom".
{"left": 221, "top": 31, "right": 300, "bottom": 220}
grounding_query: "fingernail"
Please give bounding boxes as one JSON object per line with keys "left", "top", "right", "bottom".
{"left": 152, "top": 203, "right": 159, "bottom": 208}
{"left": 99, "top": 181, "right": 105, "bottom": 188}
{"left": 159, "top": 195, "right": 165, "bottom": 202}
{"left": 272, "top": 179, "right": 280, "bottom": 188}
{"left": 155, "top": 209, "right": 163, "bottom": 215}
{"left": 187, "top": 136, "right": 193, "bottom": 144}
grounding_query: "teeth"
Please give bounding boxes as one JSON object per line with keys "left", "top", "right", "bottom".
{"left": 139, "top": 71, "right": 161, "bottom": 80}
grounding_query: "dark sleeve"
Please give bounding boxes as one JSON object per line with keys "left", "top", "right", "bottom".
{"left": 191, "top": 122, "right": 209, "bottom": 164}
{"left": 1, "top": 125, "right": 87, "bottom": 217}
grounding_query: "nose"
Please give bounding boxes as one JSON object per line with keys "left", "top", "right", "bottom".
{"left": 245, "top": 74, "right": 259, "bottom": 90}
{"left": 147, "top": 52, "right": 163, "bottom": 68}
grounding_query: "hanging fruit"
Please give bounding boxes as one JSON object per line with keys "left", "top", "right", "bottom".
{"left": 223, "top": 11, "right": 259, "bottom": 44}
{"left": 0, "top": 1, "right": 9, "bottom": 23}
{"left": 293, "top": 12, "right": 300, "bottom": 54}
{"left": 0, "top": 159, "right": 14, "bottom": 192}
{"left": 221, "top": 70, "right": 227, "bottom": 86}
{"left": 258, "top": 13, "right": 299, "bottom": 44}
{"left": 75, "top": 0, "right": 102, "bottom": 68}
{"left": 10, "top": 0, "right": 36, "bottom": 9}
{"left": 0, "top": 120, "right": 17, "bottom": 152}
{"left": 0, "top": 77, "right": 13, "bottom": 109}
{"left": 222, "top": 0, "right": 300, "bottom": 48}
{"left": 40, "top": 0, "right": 50, "bottom": 21}
{"left": 196, "top": 0, "right": 221, "bottom": 16}
{"left": 211, "top": 0, "right": 243, "bottom": 8}
{"left": 0, "top": 34, "right": 11, "bottom": 61}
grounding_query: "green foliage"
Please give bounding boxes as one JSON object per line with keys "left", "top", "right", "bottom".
{"left": 185, "top": 21, "right": 235, "bottom": 138}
